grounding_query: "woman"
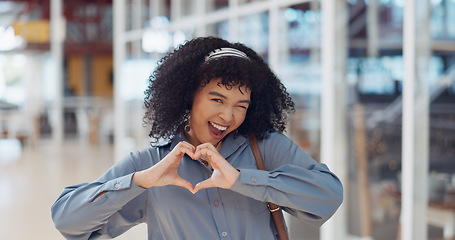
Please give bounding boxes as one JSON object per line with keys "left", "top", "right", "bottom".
{"left": 51, "top": 36, "right": 343, "bottom": 240}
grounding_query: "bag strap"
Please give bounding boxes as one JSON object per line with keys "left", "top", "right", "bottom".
{"left": 248, "top": 133, "right": 289, "bottom": 240}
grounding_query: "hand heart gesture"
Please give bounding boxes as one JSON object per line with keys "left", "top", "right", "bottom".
{"left": 132, "top": 141, "right": 240, "bottom": 194}
{"left": 192, "top": 143, "right": 240, "bottom": 193}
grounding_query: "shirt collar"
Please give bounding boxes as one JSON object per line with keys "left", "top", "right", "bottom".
{"left": 220, "top": 132, "right": 247, "bottom": 160}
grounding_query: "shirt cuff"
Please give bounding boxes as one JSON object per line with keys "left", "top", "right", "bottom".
{"left": 101, "top": 173, "right": 147, "bottom": 206}
{"left": 230, "top": 168, "right": 269, "bottom": 197}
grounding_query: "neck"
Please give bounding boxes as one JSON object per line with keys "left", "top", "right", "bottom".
{"left": 214, "top": 138, "right": 225, "bottom": 151}
{"left": 183, "top": 130, "right": 200, "bottom": 146}
{"left": 183, "top": 130, "right": 225, "bottom": 150}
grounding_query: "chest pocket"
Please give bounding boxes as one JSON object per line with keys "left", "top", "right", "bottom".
{"left": 231, "top": 191, "right": 268, "bottom": 214}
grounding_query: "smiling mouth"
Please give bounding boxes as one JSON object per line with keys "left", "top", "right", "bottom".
{"left": 210, "top": 121, "right": 227, "bottom": 131}
{"left": 209, "top": 121, "right": 227, "bottom": 136}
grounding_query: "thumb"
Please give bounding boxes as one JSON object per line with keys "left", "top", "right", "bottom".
{"left": 192, "top": 179, "right": 214, "bottom": 194}
{"left": 172, "top": 177, "right": 195, "bottom": 192}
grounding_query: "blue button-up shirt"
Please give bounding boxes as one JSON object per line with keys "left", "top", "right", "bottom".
{"left": 51, "top": 132, "right": 343, "bottom": 240}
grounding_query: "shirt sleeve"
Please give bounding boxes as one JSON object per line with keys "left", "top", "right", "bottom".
{"left": 51, "top": 151, "right": 150, "bottom": 239}
{"left": 230, "top": 132, "right": 343, "bottom": 227}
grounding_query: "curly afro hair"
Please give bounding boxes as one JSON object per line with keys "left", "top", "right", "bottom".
{"left": 144, "top": 36, "right": 294, "bottom": 141}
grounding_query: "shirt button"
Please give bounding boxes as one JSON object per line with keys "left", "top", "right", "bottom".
{"left": 222, "top": 231, "right": 228, "bottom": 237}
{"left": 213, "top": 200, "right": 219, "bottom": 206}
{"left": 114, "top": 183, "right": 120, "bottom": 189}
{"left": 251, "top": 177, "right": 257, "bottom": 183}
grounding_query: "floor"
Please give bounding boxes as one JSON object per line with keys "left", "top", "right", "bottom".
{"left": 0, "top": 139, "right": 146, "bottom": 240}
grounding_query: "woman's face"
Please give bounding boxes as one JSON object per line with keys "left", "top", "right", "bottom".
{"left": 187, "top": 78, "right": 251, "bottom": 146}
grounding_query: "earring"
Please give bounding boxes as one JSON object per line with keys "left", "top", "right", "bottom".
{"left": 184, "top": 114, "right": 191, "bottom": 132}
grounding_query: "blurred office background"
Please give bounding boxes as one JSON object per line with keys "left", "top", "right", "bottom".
{"left": 0, "top": 0, "right": 454, "bottom": 239}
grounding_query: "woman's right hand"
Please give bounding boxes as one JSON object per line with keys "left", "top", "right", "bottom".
{"left": 132, "top": 141, "right": 195, "bottom": 192}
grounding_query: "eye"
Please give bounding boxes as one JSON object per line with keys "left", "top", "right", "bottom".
{"left": 237, "top": 105, "right": 248, "bottom": 110}
{"left": 212, "top": 98, "right": 223, "bottom": 104}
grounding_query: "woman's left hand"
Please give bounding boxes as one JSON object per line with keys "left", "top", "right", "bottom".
{"left": 191, "top": 143, "right": 240, "bottom": 194}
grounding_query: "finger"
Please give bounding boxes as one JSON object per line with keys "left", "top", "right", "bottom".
{"left": 193, "top": 147, "right": 217, "bottom": 161}
{"left": 180, "top": 146, "right": 196, "bottom": 159}
{"left": 195, "top": 143, "right": 216, "bottom": 153}
{"left": 174, "top": 142, "right": 196, "bottom": 158}
{"left": 180, "top": 141, "right": 196, "bottom": 150}
{"left": 176, "top": 141, "right": 196, "bottom": 153}
{"left": 172, "top": 177, "right": 195, "bottom": 192}
{"left": 193, "top": 179, "right": 215, "bottom": 194}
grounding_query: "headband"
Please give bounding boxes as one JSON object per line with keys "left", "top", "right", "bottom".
{"left": 204, "top": 47, "right": 249, "bottom": 62}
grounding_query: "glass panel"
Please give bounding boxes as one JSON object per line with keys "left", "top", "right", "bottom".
{"left": 238, "top": 11, "right": 269, "bottom": 58}
{"left": 121, "top": 57, "right": 158, "bottom": 149}
{"left": 207, "top": 0, "right": 228, "bottom": 11}
{"left": 142, "top": 16, "right": 174, "bottom": 54}
{"left": 277, "top": 2, "right": 322, "bottom": 158}
{"left": 206, "top": 20, "right": 229, "bottom": 39}
{"left": 125, "top": 0, "right": 134, "bottom": 31}
{"left": 0, "top": 54, "right": 27, "bottom": 106}
{"left": 147, "top": 0, "right": 171, "bottom": 20}
{"left": 428, "top": 0, "right": 455, "bottom": 238}
{"left": 125, "top": 0, "right": 154, "bottom": 31}
{"left": 275, "top": 2, "right": 322, "bottom": 239}
{"left": 239, "top": 0, "right": 266, "bottom": 5}
{"left": 172, "top": 28, "right": 196, "bottom": 48}
{"left": 341, "top": 0, "right": 451, "bottom": 239}
{"left": 346, "top": 0, "right": 404, "bottom": 238}
{"left": 449, "top": 0, "right": 455, "bottom": 37}
{"left": 430, "top": 0, "right": 455, "bottom": 39}
{"left": 141, "top": 0, "right": 150, "bottom": 29}
{"left": 122, "top": 29, "right": 195, "bottom": 150}
{"left": 181, "top": 0, "right": 198, "bottom": 17}
{"left": 276, "top": 2, "right": 322, "bottom": 239}
{"left": 0, "top": 53, "right": 48, "bottom": 140}
{"left": 126, "top": 40, "right": 147, "bottom": 59}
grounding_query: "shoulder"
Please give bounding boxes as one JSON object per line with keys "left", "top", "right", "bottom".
{"left": 259, "top": 131, "right": 294, "bottom": 147}
{"left": 255, "top": 132, "right": 297, "bottom": 158}
{"left": 258, "top": 132, "right": 314, "bottom": 167}
{"left": 128, "top": 142, "right": 171, "bottom": 170}
{"left": 130, "top": 138, "right": 172, "bottom": 161}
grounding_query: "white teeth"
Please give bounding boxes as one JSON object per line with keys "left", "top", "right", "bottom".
{"left": 210, "top": 122, "right": 227, "bottom": 131}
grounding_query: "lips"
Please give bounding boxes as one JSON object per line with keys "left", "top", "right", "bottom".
{"left": 208, "top": 121, "right": 227, "bottom": 136}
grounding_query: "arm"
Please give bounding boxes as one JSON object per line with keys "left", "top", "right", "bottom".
{"left": 51, "top": 141, "right": 197, "bottom": 239}
{"left": 230, "top": 132, "right": 343, "bottom": 226}
{"left": 51, "top": 152, "right": 148, "bottom": 239}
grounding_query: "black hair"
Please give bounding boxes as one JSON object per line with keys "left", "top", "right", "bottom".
{"left": 144, "top": 36, "right": 294, "bottom": 141}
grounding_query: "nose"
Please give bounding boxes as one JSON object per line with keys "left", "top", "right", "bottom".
{"left": 219, "top": 106, "right": 234, "bottom": 123}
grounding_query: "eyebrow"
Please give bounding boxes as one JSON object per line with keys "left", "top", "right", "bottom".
{"left": 209, "top": 91, "right": 251, "bottom": 104}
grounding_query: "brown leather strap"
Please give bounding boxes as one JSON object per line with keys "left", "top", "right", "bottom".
{"left": 248, "top": 133, "right": 289, "bottom": 240}
{"left": 249, "top": 133, "right": 266, "bottom": 171}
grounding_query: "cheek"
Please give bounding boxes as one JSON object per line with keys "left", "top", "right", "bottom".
{"left": 191, "top": 100, "right": 211, "bottom": 120}
{"left": 234, "top": 110, "right": 248, "bottom": 126}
